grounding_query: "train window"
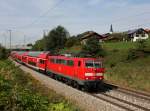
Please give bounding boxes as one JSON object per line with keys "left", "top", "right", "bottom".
{"left": 56, "top": 59, "right": 62, "bottom": 64}
{"left": 85, "top": 62, "right": 93, "bottom": 68}
{"left": 61, "top": 59, "right": 67, "bottom": 65}
{"left": 28, "top": 61, "right": 36, "bottom": 66}
{"left": 67, "top": 60, "right": 74, "bottom": 66}
{"left": 39, "top": 59, "right": 45, "bottom": 64}
{"left": 85, "top": 60, "right": 102, "bottom": 68}
{"left": 78, "top": 61, "right": 81, "bottom": 67}
{"left": 50, "top": 59, "right": 55, "bottom": 63}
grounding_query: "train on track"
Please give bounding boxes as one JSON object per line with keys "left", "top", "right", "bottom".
{"left": 10, "top": 51, "right": 105, "bottom": 90}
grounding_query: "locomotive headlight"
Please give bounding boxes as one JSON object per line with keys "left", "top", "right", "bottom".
{"left": 96, "top": 73, "right": 103, "bottom": 76}
{"left": 85, "top": 73, "right": 93, "bottom": 76}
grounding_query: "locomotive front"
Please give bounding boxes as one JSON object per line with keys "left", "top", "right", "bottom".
{"left": 83, "top": 59, "right": 105, "bottom": 89}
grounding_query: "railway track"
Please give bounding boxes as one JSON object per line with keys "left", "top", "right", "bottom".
{"left": 90, "top": 92, "right": 150, "bottom": 111}
{"left": 103, "top": 82, "right": 150, "bottom": 101}
{"left": 88, "top": 82, "right": 150, "bottom": 111}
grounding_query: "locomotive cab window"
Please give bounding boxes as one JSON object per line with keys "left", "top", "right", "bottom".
{"left": 39, "top": 59, "right": 45, "bottom": 64}
{"left": 85, "top": 60, "right": 102, "bottom": 68}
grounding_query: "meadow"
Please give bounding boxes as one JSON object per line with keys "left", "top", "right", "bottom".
{"left": 103, "top": 41, "right": 150, "bottom": 92}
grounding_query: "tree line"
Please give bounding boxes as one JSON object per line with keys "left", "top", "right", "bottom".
{"left": 32, "top": 25, "right": 105, "bottom": 57}
{"left": 0, "top": 44, "right": 8, "bottom": 60}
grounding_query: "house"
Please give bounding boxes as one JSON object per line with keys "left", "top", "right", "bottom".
{"left": 127, "top": 28, "right": 149, "bottom": 42}
{"left": 80, "top": 31, "right": 105, "bottom": 45}
{"left": 145, "top": 29, "right": 150, "bottom": 34}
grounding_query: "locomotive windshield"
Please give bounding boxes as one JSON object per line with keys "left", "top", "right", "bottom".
{"left": 85, "top": 60, "right": 102, "bottom": 68}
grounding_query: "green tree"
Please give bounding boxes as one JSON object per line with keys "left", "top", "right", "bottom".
{"left": 0, "top": 44, "right": 8, "bottom": 59}
{"left": 45, "top": 26, "right": 69, "bottom": 52}
{"left": 32, "top": 39, "right": 45, "bottom": 51}
{"left": 65, "top": 36, "right": 80, "bottom": 48}
{"left": 27, "top": 43, "right": 33, "bottom": 47}
{"left": 80, "top": 37, "right": 105, "bottom": 57}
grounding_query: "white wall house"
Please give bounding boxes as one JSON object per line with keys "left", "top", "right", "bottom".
{"left": 132, "top": 33, "right": 149, "bottom": 42}
{"left": 127, "top": 28, "right": 149, "bottom": 42}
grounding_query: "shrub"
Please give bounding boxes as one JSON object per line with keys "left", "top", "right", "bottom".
{"left": 136, "top": 40, "right": 147, "bottom": 51}
{"left": 65, "top": 36, "right": 80, "bottom": 48}
{"left": 80, "top": 37, "right": 106, "bottom": 57}
{"left": 0, "top": 45, "right": 8, "bottom": 60}
{"left": 127, "top": 39, "right": 150, "bottom": 60}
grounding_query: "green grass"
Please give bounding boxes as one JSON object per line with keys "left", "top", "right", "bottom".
{"left": 103, "top": 40, "right": 150, "bottom": 92}
{"left": 105, "top": 56, "right": 150, "bottom": 92}
{"left": 61, "top": 45, "right": 81, "bottom": 54}
{"left": 102, "top": 42, "right": 137, "bottom": 50}
{"left": 0, "top": 60, "right": 81, "bottom": 111}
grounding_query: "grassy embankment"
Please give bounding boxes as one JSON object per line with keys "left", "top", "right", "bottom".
{"left": 0, "top": 60, "right": 80, "bottom": 111}
{"left": 62, "top": 40, "right": 150, "bottom": 92}
{"left": 103, "top": 41, "right": 150, "bottom": 92}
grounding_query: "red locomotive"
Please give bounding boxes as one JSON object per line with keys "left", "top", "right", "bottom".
{"left": 11, "top": 51, "right": 105, "bottom": 90}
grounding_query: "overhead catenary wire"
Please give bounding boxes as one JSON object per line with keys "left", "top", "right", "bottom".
{"left": 12, "top": 0, "right": 65, "bottom": 29}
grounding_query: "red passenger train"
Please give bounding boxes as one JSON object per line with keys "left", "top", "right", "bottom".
{"left": 11, "top": 51, "right": 105, "bottom": 90}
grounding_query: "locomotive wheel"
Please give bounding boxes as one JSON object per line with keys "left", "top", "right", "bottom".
{"left": 81, "top": 85, "right": 90, "bottom": 92}
{"left": 73, "top": 81, "right": 81, "bottom": 90}
{"left": 66, "top": 80, "right": 72, "bottom": 86}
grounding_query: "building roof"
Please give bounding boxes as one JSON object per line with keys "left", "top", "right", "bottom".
{"left": 127, "top": 28, "right": 147, "bottom": 35}
{"left": 145, "top": 29, "right": 150, "bottom": 33}
{"left": 80, "top": 31, "right": 104, "bottom": 40}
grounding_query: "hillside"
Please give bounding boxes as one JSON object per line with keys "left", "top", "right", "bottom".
{"left": 103, "top": 41, "right": 150, "bottom": 92}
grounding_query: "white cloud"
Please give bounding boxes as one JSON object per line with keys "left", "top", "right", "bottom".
{"left": 87, "top": 0, "right": 104, "bottom": 5}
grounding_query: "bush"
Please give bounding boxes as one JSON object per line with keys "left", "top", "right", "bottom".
{"left": 127, "top": 39, "right": 150, "bottom": 60}
{"left": 0, "top": 45, "right": 8, "bottom": 60}
{"left": 136, "top": 40, "right": 147, "bottom": 51}
{"left": 80, "top": 37, "right": 106, "bottom": 57}
{"left": 65, "top": 36, "right": 80, "bottom": 48}
{"left": 127, "top": 49, "right": 139, "bottom": 60}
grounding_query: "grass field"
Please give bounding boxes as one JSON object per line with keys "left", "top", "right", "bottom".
{"left": 0, "top": 60, "right": 80, "bottom": 111}
{"left": 102, "top": 41, "right": 150, "bottom": 92}
{"left": 102, "top": 42, "right": 137, "bottom": 50}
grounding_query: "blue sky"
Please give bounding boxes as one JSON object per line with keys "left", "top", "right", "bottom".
{"left": 0, "top": 0, "right": 150, "bottom": 45}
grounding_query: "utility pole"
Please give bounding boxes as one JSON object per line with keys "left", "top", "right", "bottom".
{"left": 8, "top": 30, "right": 12, "bottom": 51}
{"left": 2, "top": 33, "right": 7, "bottom": 48}
{"left": 43, "top": 29, "right": 48, "bottom": 51}
{"left": 43, "top": 29, "right": 48, "bottom": 37}
{"left": 24, "top": 35, "right": 26, "bottom": 46}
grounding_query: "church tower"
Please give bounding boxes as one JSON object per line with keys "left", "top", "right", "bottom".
{"left": 110, "top": 24, "right": 114, "bottom": 34}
